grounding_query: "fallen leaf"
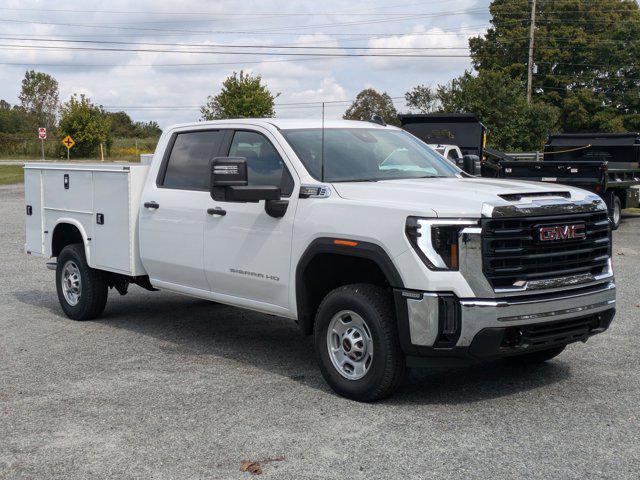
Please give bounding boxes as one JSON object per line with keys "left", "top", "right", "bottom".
{"left": 617, "top": 251, "right": 625, "bottom": 256}
{"left": 240, "top": 460, "right": 262, "bottom": 475}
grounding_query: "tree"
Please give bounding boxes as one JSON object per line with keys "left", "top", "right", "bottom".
{"left": 18, "top": 70, "right": 59, "bottom": 131}
{"left": 107, "top": 111, "right": 137, "bottom": 137}
{"left": 437, "top": 70, "right": 559, "bottom": 151}
{"left": 343, "top": 88, "right": 400, "bottom": 125}
{"left": 0, "top": 100, "right": 34, "bottom": 134}
{"left": 200, "top": 71, "right": 278, "bottom": 120}
{"left": 106, "top": 112, "right": 162, "bottom": 138}
{"left": 405, "top": 85, "right": 439, "bottom": 113}
{"left": 469, "top": 0, "right": 640, "bottom": 132}
{"left": 59, "top": 94, "right": 112, "bottom": 157}
{"left": 136, "top": 120, "right": 162, "bottom": 137}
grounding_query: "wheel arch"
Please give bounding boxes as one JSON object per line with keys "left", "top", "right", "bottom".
{"left": 295, "top": 238, "right": 404, "bottom": 335}
{"left": 50, "top": 219, "right": 91, "bottom": 263}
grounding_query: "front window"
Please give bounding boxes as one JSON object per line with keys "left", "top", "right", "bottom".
{"left": 281, "top": 128, "right": 460, "bottom": 182}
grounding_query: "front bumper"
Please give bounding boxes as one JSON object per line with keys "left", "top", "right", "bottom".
{"left": 394, "top": 281, "right": 616, "bottom": 363}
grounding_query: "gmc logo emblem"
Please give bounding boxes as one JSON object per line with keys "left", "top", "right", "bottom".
{"left": 538, "top": 223, "right": 586, "bottom": 242}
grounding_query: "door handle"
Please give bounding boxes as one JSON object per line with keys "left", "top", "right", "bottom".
{"left": 207, "top": 207, "right": 226, "bottom": 216}
{"left": 144, "top": 201, "right": 160, "bottom": 209}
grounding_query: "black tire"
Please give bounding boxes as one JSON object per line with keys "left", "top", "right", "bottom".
{"left": 313, "top": 284, "right": 406, "bottom": 402}
{"left": 56, "top": 243, "right": 108, "bottom": 320}
{"left": 505, "top": 345, "right": 566, "bottom": 364}
{"left": 609, "top": 192, "right": 622, "bottom": 230}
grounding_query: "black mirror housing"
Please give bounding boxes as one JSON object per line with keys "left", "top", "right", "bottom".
{"left": 224, "top": 185, "right": 281, "bottom": 203}
{"left": 462, "top": 154, "right": 479, "bottom": 175}
{"left": 211, "top": 157, "right": 248, "bottom": 187}
{"left": 210, "top": 157, "right": 282, "bottom": 203}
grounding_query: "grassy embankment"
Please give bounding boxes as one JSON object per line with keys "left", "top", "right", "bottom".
{"left": 0, "top": 165, "right": 24, "bottom": 185}
{"left": 0, "top": 136, "right": 158, "bottom": 161}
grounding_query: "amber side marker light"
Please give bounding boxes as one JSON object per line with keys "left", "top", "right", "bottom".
{"left": 449, "top": 243, "right": 459, "bottom": 269}
{"left": 333, "top": 239, "right": 359, "bottom": 247}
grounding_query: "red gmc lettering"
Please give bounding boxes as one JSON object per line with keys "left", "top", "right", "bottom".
{"left": 539, "top": 224, "right": 586, "bottom": 242}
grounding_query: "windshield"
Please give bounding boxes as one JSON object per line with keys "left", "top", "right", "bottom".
{"left": 281, "top": 128, "right": 460, "bottom": 182}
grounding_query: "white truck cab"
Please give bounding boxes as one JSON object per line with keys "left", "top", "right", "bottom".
{"left": 429, "top": 143, "right": 464, "bottom": 165}
{"left": 24, "top": 119, "right": 616, "bottom": 401}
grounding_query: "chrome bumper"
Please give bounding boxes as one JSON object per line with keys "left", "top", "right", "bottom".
{"left": 404, "top": 281, "right": 616, "bottom": 349}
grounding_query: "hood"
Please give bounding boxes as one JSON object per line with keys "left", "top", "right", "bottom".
{"left": 332, "top": 177, "right": 597, "bottom": 218}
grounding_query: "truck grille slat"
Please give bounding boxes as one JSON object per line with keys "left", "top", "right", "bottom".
{"left": 482, "top": 211, "right": 611, "bottom": 289}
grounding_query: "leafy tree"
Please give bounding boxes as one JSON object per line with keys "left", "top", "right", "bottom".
{"left": 405, "top": 85, "right": 439, "bottom": 113}
{"left": 469, "top": 0, "right": 640, "bottom": 132}
{"left": 201, "top": 71, "right": 278, "bottom": 120}
{"left": 18, "top": 70, "right": 59, "bottom": 131}
{"left": 59, "top": 94, "right": 112, "bottom": 157}
{"left": 343, "top": 88, "right": 400, "bottom": 125}
{"left": 136, "top": 120, "right": 162, "bottom": 137}
{"left": 107, "top": 111, "right": 137, "bottom": 137}
{"left": 0, "top": 101, "right": 34, "bottom": 134}
{"left": 437, "top": 70, "right": 559, "bottom": 151}
{"left": 107, "top": 112, "right": 162, "bottom": 138}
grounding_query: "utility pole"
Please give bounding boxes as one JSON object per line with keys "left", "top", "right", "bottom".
{"left": 526, "top": 0, "right": 537, "bottom": 103}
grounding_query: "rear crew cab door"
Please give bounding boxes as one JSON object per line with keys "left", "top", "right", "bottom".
{"left": 139, "top": 129, "right": 230, "bottom": 292}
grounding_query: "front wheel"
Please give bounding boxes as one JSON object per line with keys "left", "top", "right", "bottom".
{"left": 56, "top": 244, "right": 108, "bottom": 320}
{"left": 314, "top": 284, "right": 406, "bottom": 402}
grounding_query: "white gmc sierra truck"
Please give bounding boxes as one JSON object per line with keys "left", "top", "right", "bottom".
{"left": 24, "top": 119, "right": 616, "bottom": 401}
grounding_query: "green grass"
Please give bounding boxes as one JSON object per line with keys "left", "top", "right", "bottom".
{"left": 0, "top": 136, "right": 159, "bottom": 161}
{"left": 625, "top": 207, "right": 640, "bottom": 214}
{"left": 0, "top": 165, "right": 24, "bottom": 185}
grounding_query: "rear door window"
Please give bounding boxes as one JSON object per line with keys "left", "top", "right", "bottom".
{"left": 161, "top": 130, "right": 224, "bottom": 190}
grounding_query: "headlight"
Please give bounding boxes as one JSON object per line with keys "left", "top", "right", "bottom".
{"left": 406, "top": 217, "right": 478, "bottom": 271}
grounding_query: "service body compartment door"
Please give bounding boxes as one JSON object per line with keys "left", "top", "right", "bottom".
{"left": 42, "top": 169, "right": 94, "bottom": 211}
{"left": 24, "top": 168, "right": 43, "bottom": 254}
{"left": 93, "top": 172, "right": 131, "bottom": 273}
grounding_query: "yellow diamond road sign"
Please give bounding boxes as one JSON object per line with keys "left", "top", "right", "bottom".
{"left": 62, "top": 135, "right": 75, "bottom": 149}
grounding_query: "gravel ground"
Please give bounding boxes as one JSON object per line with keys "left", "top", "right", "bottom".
{"left": 1, "top": 183, "right": 639, "bottom": 480}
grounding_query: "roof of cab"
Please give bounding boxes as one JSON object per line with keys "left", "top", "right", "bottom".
{"left": 166, "top": 118, "right": 398, "bottom": 131}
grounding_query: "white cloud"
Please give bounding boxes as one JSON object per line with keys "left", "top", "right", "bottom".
{"left": 0, "top": 0, "right": 492, "bottom": 127}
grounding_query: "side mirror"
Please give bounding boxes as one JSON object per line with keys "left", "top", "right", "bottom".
{"left": 462, "top": 155, "right": 479, "bottom": 175}
{"left": 210, "top": 157, "right": 282, "bottom": 203}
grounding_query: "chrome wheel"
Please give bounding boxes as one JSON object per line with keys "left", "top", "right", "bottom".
{"left": 326, "top": 310, "right": 373, "bottom": 380}
{"left": 61, "top": 260, "right": 82, "bottom": 306}
{"left": 613, "top": 201, "right": 621, "bottom": 227}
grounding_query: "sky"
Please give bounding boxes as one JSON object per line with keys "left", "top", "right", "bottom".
{"left": 0, "top": 0, "right": 492, "bottom": 128}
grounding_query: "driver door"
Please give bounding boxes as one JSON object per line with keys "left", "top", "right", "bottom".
{"left": 203, "top": 128, "right": 299, "bottom": 312}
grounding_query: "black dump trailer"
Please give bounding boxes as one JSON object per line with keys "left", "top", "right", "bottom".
{"left": 398, "top": 113, "right": 486, "bottom": 175}
{"left": 498, "top": 133, "right": 640, "bottom": 228}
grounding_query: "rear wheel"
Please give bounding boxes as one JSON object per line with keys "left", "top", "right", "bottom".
{"left": 505, "top": 345, "right": 566, "bottom": 364}
{"left": 56, "top": 244, "right": 108, "bottom": 320}
{"left": 314, "top": 284, "right": 406, "bottom": 402}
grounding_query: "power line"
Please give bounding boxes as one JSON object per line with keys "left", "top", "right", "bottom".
{"left": 0, "top": 1, "right": 466, "bottom": 17}
{"left": 0, "top": 36, "right": 470, "bottom": 51}
{"left": 0, "top": 43, "right": 471, "bottom": 58}
{"left": 0, "top": 10, "right": 489, "bottom": 36}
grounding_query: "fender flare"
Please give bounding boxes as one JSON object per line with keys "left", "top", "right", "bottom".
{"left": 295, "top": 237, "right": 404, "bottom": 334}
{"left": 50, "top": 218, "right": 92, "bottom": 266}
